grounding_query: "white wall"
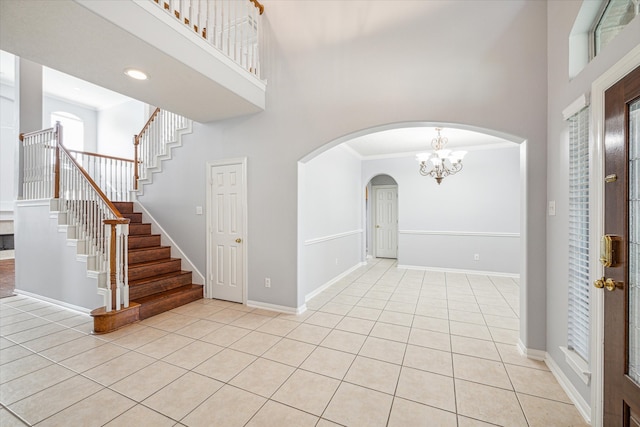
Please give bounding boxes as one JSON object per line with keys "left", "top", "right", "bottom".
{"left": 14, "top": 201, "right": 103, "bottom": 311}
{"left": 298, "top": 145, "right": 363, "bottom": 300}
{"left": 0, "top": 84, "right": 17, "bottom": 219}
{"left": 137, "top": 1, "right": 549, "bottom": 349}
{"left": 43, "top": 96, "right": 98, "bottom": 152}
{"left": 363, "top": 146, "right": 520, "bottom": 274}
{"left": 97, "top": 100, "right": 146, "bottom": 159}
{"left": 546, "top": 1, "right": 640, "bottom": 410}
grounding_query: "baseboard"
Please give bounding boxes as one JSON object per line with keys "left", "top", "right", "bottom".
{"left": 13, "top": 289, "right": 92, "bottom": 315}
{"left": 305, "top": 261, "right": 366, "bottom": 302}
{"left": 134, "top": 201, "right": 205, "bottom": 285}
{"left": 516, "top": 339, "right": 591, "bottom": 425}
{"left": 246, "top": 300, "right": 305, "bottom": 315}
{"left": 516, "top": 339, "right": 546, "bottom": 360}
{"left": 398, "top": 264, "right": 520, "bottom": 279}
{"left": 545, "top": 352, "right": 592, "bottom": 424}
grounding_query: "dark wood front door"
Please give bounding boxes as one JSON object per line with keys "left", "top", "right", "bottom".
{"left": 603, "top": 65, "right": 640, "bottom": 427}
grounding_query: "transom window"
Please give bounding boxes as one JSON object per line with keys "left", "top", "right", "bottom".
{"left": 593, "top": 0, "right": 639, "bottom": 57}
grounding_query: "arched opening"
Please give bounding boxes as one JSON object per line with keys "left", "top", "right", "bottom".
{"left": 298, "top": 121, "right": 527, "bottom": 343}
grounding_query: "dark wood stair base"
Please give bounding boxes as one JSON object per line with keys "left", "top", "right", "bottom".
{"left": 92, "top": 202, "right": 203, "bottom": 334}
{"left": 91, "top": 303, "right": 140, "bottom": 334}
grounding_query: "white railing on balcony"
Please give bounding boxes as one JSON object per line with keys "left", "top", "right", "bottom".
{"left": 20, "top": 123, "right": 130, "bottom": 313}
{"left": 134, "top": 108, "right": 191, "bottom": 189}
{"left": 21, "top": 126, "right": 58, "bottom": 200}
{"left": 68, "top": 150, "right": 135, "bottom": 202}
{"left": 152, "top": 0, "right": 264, "bottom": 78}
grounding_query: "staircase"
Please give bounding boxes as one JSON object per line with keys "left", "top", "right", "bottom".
{"left": 20, "top": 111, "right": 202, "bottom": 334}
{"left": 113, "top": 201, "right": 203, "bottom": 320}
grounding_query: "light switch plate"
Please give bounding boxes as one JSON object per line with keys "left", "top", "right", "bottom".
{"left": 548, "top": 201, "right": 556, "bottom": 216}
{"left": 195, "top": 206, "right": 203, "bottom": 215}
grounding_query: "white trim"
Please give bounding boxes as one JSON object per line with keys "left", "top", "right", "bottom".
{"left": 399, "top": 264, "right": 520, "bottom": 279}
{"left": 560, "top": 346, "right": 592, "bottom": 385}
{"left": 0, "top": 201, "right": 15, "bottom": 212}
{"left": 563, "top": 94, "right": 590, "bottom": 120}
{"left": 399, "top": 230, "right": 520, "bottom": 238}
{"left": 134, "top": 201, "right": 205, "bottom": 286}
{"left": 134, "top": 119, "right": 192, "bottom": 195}
{"left": 356, "top": 141, "right": 516, "bottom": 161}
{"left": 206, "top": 158, "right": 248, "bottom": 304}
{"left": 546, "top": 352, "right": 592, "bottom": 425}
{"left": 246, "top": 300, "right": 306, "bottom": 315}
{"left": 589, "top": 44, "right": 640, "bottom": 427}
{"left": 516, "top": 339, "right": 547, "bottom": 360}
{"left": 13, "top": 289, "right": 92, "bottom": 314}
{"left": 15, "top": 199, "right": 50, "bottom": 207}
{"left": 304, "top": 229, "right": 363, "bottom": 246}
{"left": 340, "top": 144, "right": 363, "bottom": 160}
{"left": 305, "top": 261, "right": 366, "bottom": 302}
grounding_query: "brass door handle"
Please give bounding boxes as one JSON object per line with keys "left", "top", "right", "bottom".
{"left": 594, "top": 277, "right": 622, "bottom": 291}
{"left": 235, "top": 238, "right": 242, "bottom": 243}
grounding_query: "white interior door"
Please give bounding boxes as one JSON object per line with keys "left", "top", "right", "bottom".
{"left": 207, "top": 161, "right": 246, "bottom": 303}
{"left": 374, "top": 185, "right": 398, "bottom": 259}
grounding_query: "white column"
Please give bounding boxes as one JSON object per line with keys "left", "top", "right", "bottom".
{"left": 17, "top": 57, "right": 43, "bottom": 199}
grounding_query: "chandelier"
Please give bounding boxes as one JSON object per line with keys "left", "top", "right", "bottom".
{"left": 416, "top": 128, "right": 467, "bottom": 184}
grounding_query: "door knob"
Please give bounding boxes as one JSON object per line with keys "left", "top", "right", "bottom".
{"left": 376, "top": 225, "right": 380, "bottom": 228}
{"left": 594, "top": 277, "right": 605, "bottom": 289}
{"left": 235, "top": 238, "right": 242, "bottom": 243}
{"left": 604, "top": 278, "right": 620, "bottom": 291}
{"left": 594, "top": 277, "right": 621, "bottom": 291}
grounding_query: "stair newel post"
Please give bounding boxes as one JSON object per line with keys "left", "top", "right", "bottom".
{"left": 104, "top": 218, "right": 130, "bottom": 311}
{"left": 133, "top": 134, "right": 139, "bottom": 191}
{"left": 104, "top": 220, "right": 116, "bottom": 312}
{"left": 119, "top": 220, "right": 130, "bottom": 308}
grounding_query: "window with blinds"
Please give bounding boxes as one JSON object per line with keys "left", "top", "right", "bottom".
{"left": 568, "top": 106, "right": 590, "bottom": 361}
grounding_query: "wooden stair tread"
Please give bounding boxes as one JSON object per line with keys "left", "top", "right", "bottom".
{"left": 132, "top": 284, "right": 202, "bottom": 303}
{"left": 133, "top": 284, "right": 204, "bottom": 320}
{"left": 129, "top": 258, "right": 181, "bottom": 268}
{"left": 128, "top": 245, "right": 171, "bottom": 253}
{"left": 129, "top": 270, "right": 192, "bottom": 286}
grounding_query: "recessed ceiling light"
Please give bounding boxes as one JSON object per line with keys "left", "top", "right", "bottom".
{"left": 124, "top": 68, "right": 148, "bottom": 80}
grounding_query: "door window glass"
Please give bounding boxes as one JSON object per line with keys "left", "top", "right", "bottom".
{"left": 629, "top": 98, "right": 639, "bottom": 383}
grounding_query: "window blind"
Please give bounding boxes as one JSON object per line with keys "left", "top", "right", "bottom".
{"left": 567, "top": 106, "right": 590, "bottom": 361}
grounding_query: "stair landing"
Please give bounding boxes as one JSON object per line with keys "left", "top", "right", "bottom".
{"left": 91, "top": 202, "right": 203, "bottom": 333}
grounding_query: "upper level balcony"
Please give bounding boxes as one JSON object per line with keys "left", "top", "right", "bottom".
{"left": 0, "top": 0, "right": 266, "bottom": 123}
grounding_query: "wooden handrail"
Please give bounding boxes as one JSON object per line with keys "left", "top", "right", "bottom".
{"left": 59, "top": 143, "right": 125, "bottom": 219}
{"left": 19, "top": 127, "right": 55, "bottom": 141}
{"left": 67, "top": 149, "right": 135, "bottom": 164}
{"left": 250, "top": 0, "right": 264, "bottom": 15}
{"left": 136, "top": 107, "right": 161, "bottom": 141}
{"left": 134, "top": 107, "right": 160, "bottom": 191}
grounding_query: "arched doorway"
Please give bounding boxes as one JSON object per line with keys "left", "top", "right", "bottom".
{"left": 297, "top": 121, "right": 533, "bottom": 352}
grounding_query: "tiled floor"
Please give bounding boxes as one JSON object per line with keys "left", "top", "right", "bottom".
{"left": 0, "top": 258, "right": 589, "bottom": 426}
